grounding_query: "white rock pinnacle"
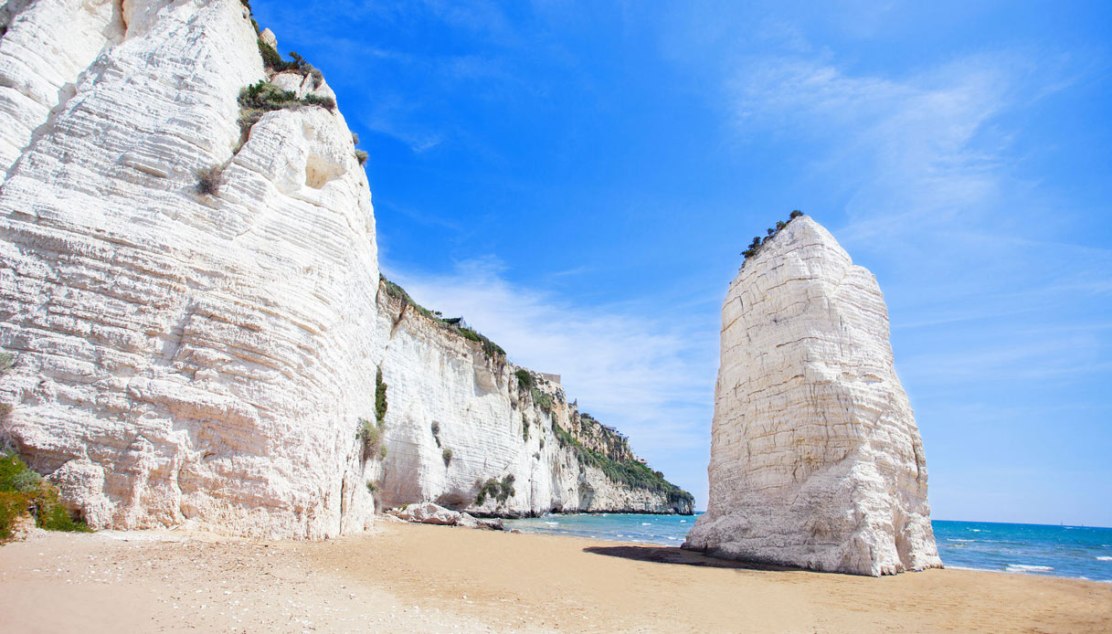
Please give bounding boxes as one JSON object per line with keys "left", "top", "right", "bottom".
{"left": 683, "top": 216, "right": 942, "bottom": 576}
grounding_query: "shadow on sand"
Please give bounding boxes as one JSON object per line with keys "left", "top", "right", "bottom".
{"left": 582, "top": 545, "right": 798, "bottom": 572}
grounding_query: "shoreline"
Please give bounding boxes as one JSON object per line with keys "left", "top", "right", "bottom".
{"left": 940, "top": 564, "right": 1112, "bottom": 583}
{"left": 1, "top": 522, "right": 1109, "bottom": 632}
{"left": 506, "top": 513, "right": 1112, "bottom": 583}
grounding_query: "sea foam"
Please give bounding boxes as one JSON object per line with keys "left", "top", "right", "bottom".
{"left": 1006, "top": 564, "right": 1054, "bottom": 573}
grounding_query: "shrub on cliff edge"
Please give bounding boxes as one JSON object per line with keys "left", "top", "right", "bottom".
{"left": 375, "top": 368, "right": 388, "bottom": 425}
{"left": 379, "top": 276, "right": 507, "bottom": 363}
{"left": 741, "top": 210, "right": 806, "bottom": 263}
{"left": 236, "top": 81, "right": 338, "bottom": 144}
{"left": 514, "top": 369, "right": 533, "bottom": 390}
{"left": 475, "top": 475, "right": 516, "bottom": 506}
{"left": 530, "top": 387, "right": 554, "bottom": 415}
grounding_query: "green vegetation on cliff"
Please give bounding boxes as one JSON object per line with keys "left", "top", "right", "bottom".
{"left": 380, "top": 276, "right": 506, "bottom": 362}
{"left": 553, "top": 423, "right": 693, "bottom": 510}
{"left": 1, "top": 452, "right": 91, "bottom": 539}
{"left": 742, "top": 209, "right": 805, "bottom": 261}
{"left": 375, "top": 367, "right": 388, "bottom": 425}
{"left": 476, "top": 475, "right": 515, "bottom": 506}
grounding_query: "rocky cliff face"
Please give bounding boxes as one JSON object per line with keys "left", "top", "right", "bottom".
{"left": 374, "top": 284, "right": 692, "bottom": 517}
{"left": 683, "top": 216, "right": 941, "bottom": 575}
{"left": 0, "top": 0, "right": 688, "bottom": 537}
{"left": 0, "top": 0, "right": 379, "bottom": 539}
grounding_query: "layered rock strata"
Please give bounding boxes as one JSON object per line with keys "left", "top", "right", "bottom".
{"left": 0, "top": 0, "right": 689, "bottom": 536}
{"left": 0, "top": 0, "right": 377, "bottom": 538}
{"left": 683, "top": 216, "right": 941, "bottom": 576}
{"left": 374, "top": 283, "right": 693, "bottom": 517}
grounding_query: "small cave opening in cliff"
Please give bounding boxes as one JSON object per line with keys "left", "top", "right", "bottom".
{"left": 435, "top": 492, "right": 472, "bottom": 511}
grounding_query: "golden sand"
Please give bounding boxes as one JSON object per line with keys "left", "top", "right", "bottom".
{"left": 1, "top": 522, "right": 1109, "bottom": 632}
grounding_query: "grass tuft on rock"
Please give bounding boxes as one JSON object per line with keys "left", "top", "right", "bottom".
{"left": 236, "top": 80, "right": 338, "bottom": 143}
{"left": 196, "top": 165, "right": 223, "bottom": 196}
{"left": 475, "top": 475, "right": 515, "bottom": 506}
{"left": 358, "top": 416, "right": 386, "bottom": 463}
{"left": 552, "top": 423, "right": 693, "bottom": 509}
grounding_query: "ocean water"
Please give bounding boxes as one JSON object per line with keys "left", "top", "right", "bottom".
{"left": 506, "top": 512, "right": 697, "bottom": 546}
{"left": 504, "top": 514, "right": 1112, "bottom": 581}
{"left": 933, "top": 520, "right": 1112, "bottom": 581}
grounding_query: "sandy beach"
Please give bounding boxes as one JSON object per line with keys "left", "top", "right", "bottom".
{"left": 1, "top": 522, "right": 1109, "bottom": 633}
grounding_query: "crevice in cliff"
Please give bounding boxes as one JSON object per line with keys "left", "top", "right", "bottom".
{"left": 0, "top": 0, "right": 33, "bottom": 38}
{"left": 117, "top": 0, "right": 129, "bottom": 35}
{"left": 389, "top": 300, "right": 408, "bottom": 334}
{"left": 0, "top": 81, "right": 74, "bottom": 186}
{"left": 160, "top": 301, "right": 194, "bottom": 366}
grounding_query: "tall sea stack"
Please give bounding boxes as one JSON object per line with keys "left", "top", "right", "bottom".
{"left": 683, "top": 215, "right": 942, "bottom": 576}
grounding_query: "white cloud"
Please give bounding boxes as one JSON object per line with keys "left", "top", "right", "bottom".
{"left": 384, "top": 259, "right": 719, "bottom": 505}
{"left": 726, "top": 47, "right": 1112, "bottom": 369}
{"left": 731, "top": 54, "right": 1021, "bottom": 238}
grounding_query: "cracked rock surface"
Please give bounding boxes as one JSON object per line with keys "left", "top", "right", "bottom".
{"left": 684, "top": 216, "right": 942, "bottom": 576}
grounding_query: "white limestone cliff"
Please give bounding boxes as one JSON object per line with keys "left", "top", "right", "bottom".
{"left": 0, "top": 0, "right": 689, "bottom": 537}
{"left": 683, "top": 216, "right": 942, "bottom": 576}
{"left": 373, "top": 284, "right": 692, "bottom": 517}
{"left": 0, "top": 0, "right": 379, "bottom": 538}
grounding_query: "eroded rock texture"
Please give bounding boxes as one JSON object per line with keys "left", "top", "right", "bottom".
{"left": 0, "top": 0, "right": 379, "bottom": 538}
{"left": 683, "top": 216, "right": 941, "bottom": 575}
{"left": 0, "top": 0, "right": 690, "bottom": 536}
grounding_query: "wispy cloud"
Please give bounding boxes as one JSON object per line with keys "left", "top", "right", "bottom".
{"left": 385, "top": 258, "right": 718, "bottom": 503}
{"left": 719, "top": 36, "right": 1112, "bottom": 525}
{"left": 725, "top": 44, "right": 1112, "bottom": 392}
{"left": 731, "top": 53, "right": 1023, "bottom": 235}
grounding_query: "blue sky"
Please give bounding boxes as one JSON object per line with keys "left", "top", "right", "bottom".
{"left": 252, "top": 0, "right": 1112, "bottom": 526}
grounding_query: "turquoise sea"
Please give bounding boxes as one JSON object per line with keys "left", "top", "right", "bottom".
{"left": 504, "top": 514, "right": 1112, "bottom": 581}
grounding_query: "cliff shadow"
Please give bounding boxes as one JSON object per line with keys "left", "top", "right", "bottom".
{"left": 582, "top": 545, "right": 798, "bottom": 573}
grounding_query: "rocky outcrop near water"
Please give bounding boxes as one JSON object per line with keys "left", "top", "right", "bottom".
{"left": 0, "top": 0, "right": 689, "bottom": 538}
{"left": 683, "top": 215, "right": 941, "bottom": 576}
